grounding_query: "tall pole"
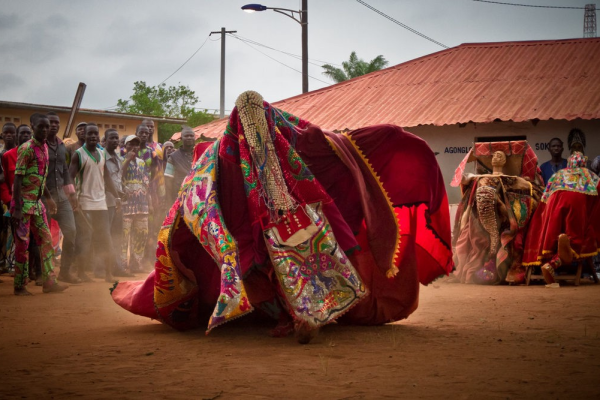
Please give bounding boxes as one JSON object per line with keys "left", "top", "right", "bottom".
{"left": 301, "top": 0, "right": 308, "bottom": 93}
{"left": 210, "top": 27, "right": 236, "bottom": 118}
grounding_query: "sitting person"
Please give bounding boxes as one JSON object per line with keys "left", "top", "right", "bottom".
{"left": 452, "top": 148, "right": 543, "bottom": 284}
{"left": 523, "top": 152, "right": 600, "bottom": 283}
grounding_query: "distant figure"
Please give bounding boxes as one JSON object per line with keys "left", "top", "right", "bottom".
{"left": 121, "top": 135, "right": 150, "bottom": 273}
{"left": 164, "top": 128, "right": 194, "bottom": 205}
{"left": 162, "top": 141, "right": 175, "bottom": 171}
{"left": 539, "top": 138, "right": 567, "bottom": 185}
{"left": 66, "top": 122, "right": 87, "bottom": 165}
{"left": 103, "top": 129, "right": 133, "bottom": 277}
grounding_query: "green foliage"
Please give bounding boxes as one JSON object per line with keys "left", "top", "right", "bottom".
{"left": 116, "top": 81, "right": 215, "bottom": 142}
{"left": 322, "top": 52, "right": 389, "bottom": 83}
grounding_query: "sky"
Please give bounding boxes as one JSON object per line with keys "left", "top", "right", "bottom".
{"left": 0, "top": 0, "right": 594, "bottom": 115}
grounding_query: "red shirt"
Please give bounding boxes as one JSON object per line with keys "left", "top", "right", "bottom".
{"left": 0, "top": 147, "right": 17, "bottom": 204}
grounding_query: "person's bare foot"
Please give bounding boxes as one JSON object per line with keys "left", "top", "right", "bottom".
{"left": 541, "top": 263, "right": 556, "bottom": 284}
{"left": 294, "top": 320, "right": 318, "bottom": 345}
{"left": 558, "top": 234, "right": 573, "bottom": 265}
{"left": 14, "top": 287, "right": 33, "bottom": 296}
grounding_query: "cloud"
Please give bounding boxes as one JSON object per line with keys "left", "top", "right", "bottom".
{"left": 0, "top": 73, "right": 26, "bottom": 91}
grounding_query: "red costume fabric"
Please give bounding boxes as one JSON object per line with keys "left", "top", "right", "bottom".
{"left": 523, "top": 153, "right": 600, "bottom": 266}
{"left": 111, "top": 100, "right": 453, "bottom": 332}
{"left": 0, "top": 147, "right": 18, "bottom": 204}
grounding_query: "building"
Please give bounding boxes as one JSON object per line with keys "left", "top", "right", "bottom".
{"left": 173, "top": 38, "right": 600, "bottom": 204}
{"left": 1, "top": 100, "right": 185, "bottom": 140}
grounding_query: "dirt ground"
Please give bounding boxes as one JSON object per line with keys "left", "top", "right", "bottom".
{"left": 1, "top": 272, "right": 599, "bottom": 400}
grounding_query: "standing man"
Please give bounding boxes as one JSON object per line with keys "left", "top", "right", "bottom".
{"left": 11, "top": 113, "right": 67, "bottom": 295}
{"left": 69, "top": 123, "right": 122, "bottom": 282}
{"left": 162, "top": 141, "right": 175, "bottom": 170}
{"left": 121, "top": 135, "right": 151, "bottom": 273}
{"left": 136, "top": 124, "right": 163, "bottom": 265}
{"left": 164, "top": 127, "right": 195, "bottom": 205}
{"left": 104, "top": 129, "right": 133, "bottom": 277}
{"left": 1, "top": 122, "right": 17, "bottom": 155}
{"left": 539, "top": 138, "right": 567, "bottom": 185}
{"left": 66, "top": 122, "right": 87, "bottom": 165}
{"left": 45, "top": 112, "right": 80, "bottom": 283}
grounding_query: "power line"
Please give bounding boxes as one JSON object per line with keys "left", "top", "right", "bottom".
{"left": 355, "top": 0, "right": 449, "bottom": 49}
{"left": 229, "top": 33, "right": 341, "bottom": 66}
{"left": 473, "top": 0, "right": 585, "bottom": 9}
{"left": 228, "top": 34, "right": 333, "bottom": 85}
{"left": 159, "top": 35, "right": 211, "bottom": 85}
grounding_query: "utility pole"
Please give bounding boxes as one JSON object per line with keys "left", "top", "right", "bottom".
{"left": 210, "top": 27, "right": 237, "bottom": 118}
{"left": 584, "top": 4, "right": 597, "bottom": 38}
{"left": 301, "top": 0, "right": 308, "bottom": 93}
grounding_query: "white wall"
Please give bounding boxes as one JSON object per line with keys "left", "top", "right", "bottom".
{"left": 408, "top": 119, "right": 600, "bottom": 204}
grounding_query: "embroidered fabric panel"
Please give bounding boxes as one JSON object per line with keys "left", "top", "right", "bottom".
{"left": 264, "top": 203, "right": 366, "bottom": 328}
{"left": 178, "top": 142, "right": 253, "bottom": 332}
{"left": 541, "top": 153, "right": 599, "bottom": 203}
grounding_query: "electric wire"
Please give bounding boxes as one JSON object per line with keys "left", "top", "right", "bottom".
{"left": 228, "top": 34, "right": 333, "bottom": 85}
{"left": 159, "top": 35, "right": 211, "bottom": 85}
{"left": 229, "top": 33, "right": 341, "bottom": 66}
{"left": 355, "top": 0, "right": 449, "bottom": 49}
{"left": 472, "top": 0, "right": 585, "bottom": 9}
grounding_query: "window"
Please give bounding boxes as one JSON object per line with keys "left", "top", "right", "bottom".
{"left": 475, "top": 135, "right": 527, "bottom": 143}
{"left": 111, "top": 124, "right": 117, "bottom": 129}
{"left": 118, "top": 125, "right": 125, "bottom": 130}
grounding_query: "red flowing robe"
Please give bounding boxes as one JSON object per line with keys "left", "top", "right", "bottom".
{"left": 112, "top": 108, "right": 453, "bottom": 330}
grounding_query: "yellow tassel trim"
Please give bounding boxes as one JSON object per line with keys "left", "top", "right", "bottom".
{"left": 340, "top": 132, "right": 402, "bottom": 278}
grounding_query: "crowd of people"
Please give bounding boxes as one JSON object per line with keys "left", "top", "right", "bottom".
{"left": 0, "top": 113, "right": 197, "bottom": 295}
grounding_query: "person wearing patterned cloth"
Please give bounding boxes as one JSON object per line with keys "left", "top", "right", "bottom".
{"left": 11, "top": 113, "right": 67, "bottom": 295}
{"left": 135, "top": 124, "right": 163, "bottom": 261}
{"left": 523, "top": 152, "right": 600, "bottom": 284}
{"left": 111, "top": 91, "right": 453, "bottom": 343}
{"left": 121, "top": 135, "right": 151, "bottom": 273}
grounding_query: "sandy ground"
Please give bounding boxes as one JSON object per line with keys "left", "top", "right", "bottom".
{"left": 1, "top": 272, "right": 600, "bottom": 400}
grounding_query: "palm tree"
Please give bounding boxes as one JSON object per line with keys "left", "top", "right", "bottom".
{"left": 322, "top": 51, "right": 389, "bottom": 83}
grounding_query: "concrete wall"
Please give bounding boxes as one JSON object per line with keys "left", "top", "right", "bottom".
{"left": 409, "top": 119, "right": 600, "bottom": 204}
{"left": 0, "top": 106, "right": 144, "bottom": 140}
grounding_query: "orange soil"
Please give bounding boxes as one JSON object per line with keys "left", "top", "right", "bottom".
{"left": 1, "top": 274, "right": 599, "bottom": 399}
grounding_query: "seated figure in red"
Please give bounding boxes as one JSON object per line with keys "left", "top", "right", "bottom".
{"left": 110, "top": 91, "right": 453, "bottom": 343}
{"left": 523, "top": 152, "right": 600, "bottom": 283}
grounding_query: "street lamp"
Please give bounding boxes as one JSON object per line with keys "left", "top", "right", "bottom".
{"left": 242, "top": 1, "right": 308, "bottom": 93}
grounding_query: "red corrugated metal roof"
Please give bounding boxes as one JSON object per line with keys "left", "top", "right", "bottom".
{"left": 174, "top": 38, "right": 600, "bottom": 141}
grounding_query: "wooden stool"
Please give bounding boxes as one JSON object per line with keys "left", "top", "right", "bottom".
{"left": 525, "top": 258, "right": 599, "bottom": 286}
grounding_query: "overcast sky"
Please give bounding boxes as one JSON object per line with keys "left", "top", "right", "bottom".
{"left": 0, "top": 0, "right": 594, "bottom": 114}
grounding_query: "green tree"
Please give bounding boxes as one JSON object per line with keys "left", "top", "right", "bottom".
{"left": 116, "top": 81, "right": 215, "bottom": 143}
{"left": 322, "top": 52, "right": 389, "bottom": 83}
